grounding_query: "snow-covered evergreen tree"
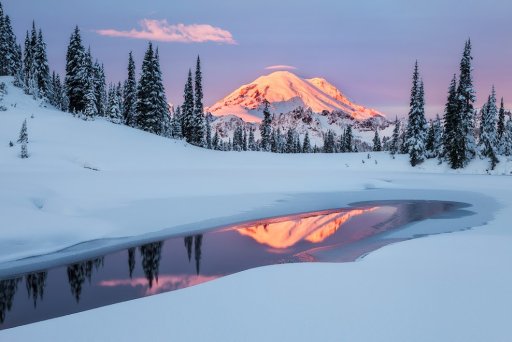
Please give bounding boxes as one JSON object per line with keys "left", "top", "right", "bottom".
{"left": 372, "top": 129, "right": 382, "bottom": 152}
{"left": 479, "top": 86, "right": 499, "bottom": 169}
{"left": 123, "top": 51, "right": 137, "bottom": 126}
{"left": 18, "top": 119, "right": 28, "bottom": 158}
{"left": 135, "top": 43, "right": 169, "bottom": 135}
{"left": 106, "top": 83, "right": 122, "bottom": 124}
{"left": 65, "top": 26, "right": 88, "bottom": 113}
{"left": 433, "top": 114, "right": 443, "bottom": 160}
{"left": 497, "top": 97, "right": 506, "bottom": 143}
{"left": 82, "top": 77, "right": 97, "bottom": 120}
{"left": 344, "top": 125, "right": 353, "bottom": 152}
{"left": 260, "top": 101, "right": 272, "bottom": 151}
{"left": 232, "top": 124, "right": 244, "bottom": 151}
{"left": 323, "top": 130, "right": 336, "bottom": 153}
{"left": 31, "top": 29, "right": 50, "bottom": 101}
{"left": 302, "top": 131, "right": 311, "bottom": 153}
{"left": 454, "top": 39, "right": 476, "bottom": 168}
{"left": 93, "top": 61, "right": 107, "bottom": 116}
{"left": 182, "top": 69, "right": 194, "bottom": 142}
{"left": 212, "top": 129, "right": 220, "bottom": 150}
{"left": 192, "top": 56, "right": 205, "bottom": 146}
{"left": 248, "top": 128, "right": 256, "bottom": 151}
{"left": 425, "top": 119, "right": 435, "bottom": 158}
{"left": 0, "top": 10, "right": 21, "bottom": 79}
{"left": 285, "top": 128, "right": 295, "bottom": 153}
{"left": 405, "top": 61, "right": 428, "bottom": 166}
{"left": 170, "top": 107, "right": 183, "bottom": 139}
{"left": 443, "top": 74, "right": 458, "bottom": 166}
{"left": 390, "top": 117, "right": 400, "bottom": 157}
{"left": 501, "top": 117, "right": 512, "bottom": 157}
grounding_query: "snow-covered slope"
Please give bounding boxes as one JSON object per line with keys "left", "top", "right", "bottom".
{"left": 2, "top": 76, "right": 512, "bottom": 342}
{"left": 207, "top": 71, "right": 384, "bottom": 122}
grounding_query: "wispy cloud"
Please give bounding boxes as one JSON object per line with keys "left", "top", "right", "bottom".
{"left": 96, "top": 19, "right": 236, "bottom": 44}
{"left": 265, "top": 65, "right": 297, "bottom": 70}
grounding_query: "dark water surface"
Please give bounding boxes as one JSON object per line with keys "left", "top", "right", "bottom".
{"left": 0, "top": 200, "right": 470, "bottom": 330}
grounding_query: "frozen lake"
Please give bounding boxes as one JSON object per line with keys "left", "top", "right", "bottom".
{"left": 0, "top": 200, "right": 472, "bottom": 330}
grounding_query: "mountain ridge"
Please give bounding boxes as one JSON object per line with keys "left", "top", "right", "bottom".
{"left": 207, "top": 71, "right": 384, "bottom": 122}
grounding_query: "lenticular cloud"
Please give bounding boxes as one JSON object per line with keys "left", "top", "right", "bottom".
{"left": 96, "top": 19, "right": 236, "bottom": 44}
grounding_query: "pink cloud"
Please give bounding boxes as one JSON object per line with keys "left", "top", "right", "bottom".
{"left": 96, "top": 19, "right": 236, "bottom": 44}
{"left": 265, "top": 65, "right": 297, "bottom": 70}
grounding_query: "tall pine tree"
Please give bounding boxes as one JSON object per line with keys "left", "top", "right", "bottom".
{"left": 405, "top": 61, "right": 427, "bottom": 166}
{"left": 135, "top": 43, "right": 169, "bottom": 135}
{"left": 390, "top": 117, "right": 400, "bottom": 157}
{"left": 479, "top": 86, "right": 499, "bottom": 169}
{"left": 182, "top": 69, "right": 195, "bottom": 142}
{"left": 454, "top": 39, "right": 476, "bottom": 168}
{"left": 123, "top": 51, "right": 137, "bottom": 126}
{"left": 260, "top": 100, "right": 272, "bottom": 151}
{"left": 192, "top": 56, "right": 205, "bottom": 146}
{"left": 65, "top": 26, "right": 88, "bottom": 113}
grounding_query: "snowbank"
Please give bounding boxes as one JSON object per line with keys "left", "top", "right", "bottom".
{"left": 1, "top": 77, "right": 512, "bottom": 341}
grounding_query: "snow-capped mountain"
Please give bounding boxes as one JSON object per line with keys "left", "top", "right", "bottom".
{"left": 207, "top": 71, "right": 384, "bottom": 123}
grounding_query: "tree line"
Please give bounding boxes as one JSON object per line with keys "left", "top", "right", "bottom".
{"left": 393, "top": 40, "right": 512, "bottom": 170}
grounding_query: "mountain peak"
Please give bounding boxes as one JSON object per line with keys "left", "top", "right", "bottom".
{"left": 207, "top": 71, "right": 384, "bottom": 123}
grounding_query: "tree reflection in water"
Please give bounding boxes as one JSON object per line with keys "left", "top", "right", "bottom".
{"left": 194, "top": 235, "right": 203, "bottom": 275}
{"left": 25, "top": 271, "right": 47, "bottom": 307}
{"left": 139, "top": 242, "right": 163, "bottom": 288}
{"left": 0, "top": 278, "right": 21, "bottom": 323}
{"left": 66, "top": 258, "right": 104, "bottom": 302}
{"left": 128, "top": 247, "right": 136, "bottom": 278}
{"left": 184, "top": 236, "right": 193, "bottom": 262}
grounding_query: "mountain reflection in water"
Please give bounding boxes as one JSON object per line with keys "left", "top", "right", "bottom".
{"left": 0, "top": 200, "right": 463, "bottom": 330}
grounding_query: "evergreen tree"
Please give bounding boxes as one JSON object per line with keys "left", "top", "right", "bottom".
{"left": 212, "top": 129, "right": 220, "bottom": 150}
{"left": 106, "top": 83, "right": 122, "bottom": 124}
{"left": 0, "top": 12, "right": 21, "bottom": 78}
{"left": 425, "top": 119, "right": 435, "bottom": 158}
{"left": 182, "top": 69, "right": 194, "bottom": 142}
{"left": 192, "top": 56, "right": 205, "bottom": 146}
{"left": 135, "top": 43, "right": 168, "bottom": 135}
{"left": 260, "top": 101, "right": 272, "bottom": 151}
{"left": 32, "top": 29, "right": 50, "bottom": 100}
{"left": 270, "top": 128, "right": 278, "bottom": 153}
{"left": 18, "top": 119, "right": 28, "bottom": 158}
{"left": 497, "top": 97, "right": 506, "bottom": 143}
{"left": 372, "top": 129, "right": 382, "bottom": 152}
{"left": 302, "top": 131, "right": 311, "bottom": 153}
{"left": 433, "top": 114, "right": 444, "bottom": 160}
{"left": 454, "top": 39, "right": 476, "bottom": 168}
{"left": 248, "top": 128, "right": 256, "bottom": 151}
{"left": 242, "top": 127, "right": 248, "bottom": 151}
{"left": 323, "top": 130, "right": 336, "bottom": 153}
{"left": 479, "top": 86, "right": 499, "bottom": 169}
{"left": 123, "top": 51, "right": 137, "bottom": 126}
{"left": 65, "top": 26, "right": 87, "bottom": 113}
{"left": 390, "top": 117, "right": 400, "bottom": 157}
{"left": 443, "top": 74, "right": 459, "bottom": 166}
{"left": 285, "top": 128, "right": 295, "bottom": 153}
{"left": 405, "top": 61, "right": 428, "bottom": 166}
{"left": 170, "top": 107, "right": 183, "bottom": 139}
{"left": 205, "top": 115, "right": 212, "bottom": 149}
{"left": 93, "top": 61, "right": 107, "bottom": 116}
{"left": 344, "top": 125, "right": 353, "bottom": 152}
{"left": 233, "top": 124, "right": 244, "bottom": 151}
{"left": 82, "top": 77, "right": 97, "bottom": 120}
{"left": 501, "top": 117, "right": 512, "bottom": 157}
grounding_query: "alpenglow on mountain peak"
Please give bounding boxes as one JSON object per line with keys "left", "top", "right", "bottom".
{"left": 206, "top": 70, "right": 384, "bottom": 122}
